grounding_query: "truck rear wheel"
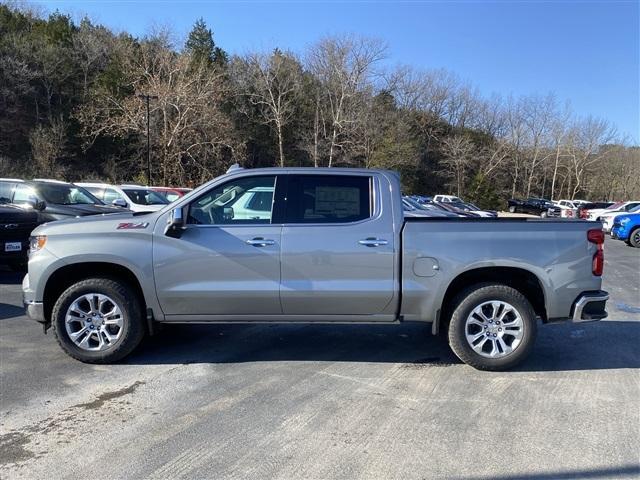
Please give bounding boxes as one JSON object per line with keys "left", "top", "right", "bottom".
{"left": 447, "top": 284, "right": 537, "bottom": 371}
{"left": 51, "top": 277, "right": 145, "bottom": 363}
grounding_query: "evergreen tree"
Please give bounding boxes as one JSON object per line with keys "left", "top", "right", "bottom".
{"left": 185, "top": 18, "right": 227, "bottom": 68}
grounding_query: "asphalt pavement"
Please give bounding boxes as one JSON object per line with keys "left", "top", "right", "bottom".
{"left": 1, "top": 238, "right": 639, "bottom": 479}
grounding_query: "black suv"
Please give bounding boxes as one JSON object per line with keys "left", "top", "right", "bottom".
{"left": 0, "top": 204, "right": 41, "bottom": 270}
{"left": 0, "top": 179, "right": 125, "bottom": 221}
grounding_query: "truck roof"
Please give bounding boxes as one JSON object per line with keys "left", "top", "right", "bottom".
{"left": 224, "top": 166, "right": 394, "bottom": 175}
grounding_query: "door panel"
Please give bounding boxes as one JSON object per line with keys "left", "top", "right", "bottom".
{"left": 279, "top": 174, "right": 396, "bottom": 316}
{"left": 153, "top": 174, "right": 282, "bottom": 316}
{"left": 154, "top": 225, "right": 282, "bottom": 315}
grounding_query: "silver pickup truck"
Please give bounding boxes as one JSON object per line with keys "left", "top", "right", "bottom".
{"left": 23, "top": 167, "right": 609, "bottom": 370}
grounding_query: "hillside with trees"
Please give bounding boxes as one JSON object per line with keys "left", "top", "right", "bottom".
{"left": 1, "top": 4, "right": 638, "bottom": 208}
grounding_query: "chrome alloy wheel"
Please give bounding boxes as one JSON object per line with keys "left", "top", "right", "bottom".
{"left": 65, "top": 293, "right": 124, "bottom": 351}
{"left": 464, "top": 301, "right": 524, "bottom": 358}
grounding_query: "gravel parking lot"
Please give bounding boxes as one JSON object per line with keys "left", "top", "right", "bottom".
{"left": 1, "top": 238, "right": 639, "bottom": 480}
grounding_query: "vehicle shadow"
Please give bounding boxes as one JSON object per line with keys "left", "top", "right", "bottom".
{"left": 0, "top": 303, "right": 25, "bottom": 320}
{"left": 0, "top": 269, "right": 24, "bottom": 285}
{"left": 127, "top": 319, "right": 640, "bottom": 372}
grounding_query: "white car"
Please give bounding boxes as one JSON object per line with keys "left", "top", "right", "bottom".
{"left": 433, "top": 194, "right": 463, "bottom": 203}
{"left": 77, "top": 183, "right": 170, "bottom": 212}
{"left": 554, "top": 199, "right": 589, "bottom": 218}
{"left": 600, "top": 204, "right": 640, "bottom": 232}
{"left": 587, "top": 201, "right": 640, "bottom": 224}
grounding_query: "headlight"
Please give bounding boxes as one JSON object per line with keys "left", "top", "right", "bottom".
{"left": 620, "top": 217, "right": 631, "bottom": 225}
{"left": 29, "top": 235, "right": 47, "bottom": 254}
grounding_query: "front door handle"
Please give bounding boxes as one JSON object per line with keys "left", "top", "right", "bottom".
{"left": 358, "top": 238, "right": 388, "bottom": 247}
{"left": 246, "top": 237, "right": 275, "bottom": 247}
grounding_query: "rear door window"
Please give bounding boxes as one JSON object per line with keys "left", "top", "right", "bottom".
{"left": 0, "top": 182, "right": 16, "bottom": 203}
{"left": 285, "top": 175, "right": 372, "bottom": 224}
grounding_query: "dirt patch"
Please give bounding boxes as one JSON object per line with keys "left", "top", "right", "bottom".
{"left": 0, "top": 380, "right": 145, "bottom": 467}
{"left": 73, "top": 381, "right": 145, "bottom": 410}
{"left": 0, "top": 431, "right": 35, "bottom": 465}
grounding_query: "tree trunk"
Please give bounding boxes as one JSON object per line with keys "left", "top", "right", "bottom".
{"left": 276, "top": 121, "right": 285, "bottom": 167}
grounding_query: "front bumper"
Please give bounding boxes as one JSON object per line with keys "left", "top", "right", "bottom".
{"left": 22, "top": 273, "right": 46, "bottom": 323}
{"left": 571, "top": 291, "right": 609, "bottom": 322}
{"left": 25, "top": 300, "right": 45, "bottom": 323}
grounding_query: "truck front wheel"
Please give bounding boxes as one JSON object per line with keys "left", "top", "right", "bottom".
{"left": 51, "top": 278, "right": 145, "bottom": 363}
{"left": 447, "top": 284, "right": 537, "bottom": 371}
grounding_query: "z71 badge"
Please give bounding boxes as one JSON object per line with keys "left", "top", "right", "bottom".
{"left": 117, "top": 222, "right": 149, "bottom": 230}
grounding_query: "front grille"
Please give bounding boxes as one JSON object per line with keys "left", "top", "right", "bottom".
{"left": 0, "top": 223, "right": 39, "bottom": 240}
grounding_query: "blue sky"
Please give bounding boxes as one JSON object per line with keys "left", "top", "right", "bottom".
{"left": 35, "top": 1, "right": 639, "bottom": 142}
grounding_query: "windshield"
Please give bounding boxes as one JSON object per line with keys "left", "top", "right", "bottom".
{"left": 37, "top": 183, "right": 102, "bottom": 205}
{"left": 605, "top": 202, "right": 624, "bottom": 210}
{"left": 123, "top": 189, "right": 170, "bottom": 206}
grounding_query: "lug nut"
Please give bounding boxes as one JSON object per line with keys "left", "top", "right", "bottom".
{"left": 498, "top": 328, "right": 502, "bottom": 331}
{"left": 493, "top": 333, "right": 497, "bottom": 337}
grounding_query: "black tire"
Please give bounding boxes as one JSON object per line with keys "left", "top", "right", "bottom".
{"left": 629, "top": 227, "right": 640, "bottom": 248}
{"left": 508, "top": 206, "right": 516, "bottom": 213}
{"left": 52, "top": 277, "right": 145, "bottom": 363}
{"left": 447, "top": 283, "right": 538, "bottom": 371}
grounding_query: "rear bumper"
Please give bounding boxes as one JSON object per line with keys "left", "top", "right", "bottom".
{"left": 571, "top": 290, "right": 609, "bottom": 322}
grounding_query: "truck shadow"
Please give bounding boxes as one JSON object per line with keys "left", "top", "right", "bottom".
{"left": 128, "top": 320, "right": 640, "bottom": 372}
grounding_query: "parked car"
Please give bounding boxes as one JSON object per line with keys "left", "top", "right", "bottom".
{"left": 600, "top": 204, "right": 640, "bottom": 233}
{"left": 24, "top": 166, "right": 608, "bottom": 371}
{"left": 151, "top": 186, "right": 193, "bottom": 203}
{"left": 507, "top": 197, "right": 555, "bottom": 217}
{"left": 552, "top": 199, "right": 590, "bottom": 218}
{"left": 402, "top": 197, "right": 460, "bottom": 217}
{"left": 611, "top": 213, "right": 640, "bottom": 247}
{"left": 433, "top": 194, "right": 463, "bottom": 203}
{"left": 0, "top": 179, "right": 123, "bottom": 220}
{"left": 0, "top": 204, "right": 42, "bottom": 270}
{"left": 448, "top": 201, "right": 497, "bottom": 218}
{"left": 586, "top": 201, "right": 640, "bottom": 222}
{"left": 77, "top": 183, "right": 170, "bottom": 212}
{"left": 436, "top": 201, "right": 481, "bottom": 217}
{"left": 578, "top": 201, "right": 614, "bottom": 219}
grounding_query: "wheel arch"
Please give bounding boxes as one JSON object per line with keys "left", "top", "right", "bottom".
{"left": 435, "top": 266, "right": 547, "bottom": 334}
{"left": 42, "top": 262, "right": 147, "bottom": 323}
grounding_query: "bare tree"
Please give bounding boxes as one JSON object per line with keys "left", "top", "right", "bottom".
{"left": 440, "top": 135, "right": 474, "bottom": 197}
{"left": 307, "top": 35, "right": 386, "bottom": 166}
{"left": 72, "top": 18, "right": 111, "bottom": 97}
{"left": 29, "top": 117, "right": 66, "bottom": 177}
{"left": 76, "top": 32, "right": 240, "bottom": 185}
{"left": 566, "top": 117, "right": 617, "bottom": 198}
{"left": 231, "top": 50, "right": 302, "bottom": 167}
{"left": 521, "top": 94, "right": 556, "bottom": 197}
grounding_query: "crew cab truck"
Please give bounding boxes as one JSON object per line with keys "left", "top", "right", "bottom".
{"left": 23, "top": 167, "right": 609, "bottom": 370}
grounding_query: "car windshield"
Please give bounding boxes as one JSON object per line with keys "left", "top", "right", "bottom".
{"left": 605, "top": 202, "right": 624, "bottom": 210}
{"left": 37, "top": 183, "right": 102, "bottom": 205}
{"left": 123, "top": 189, "right": 170, "bottom": 206}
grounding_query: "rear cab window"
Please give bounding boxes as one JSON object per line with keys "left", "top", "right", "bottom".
{"left": 284, "top": 175, "right": 372, "bottom": 224}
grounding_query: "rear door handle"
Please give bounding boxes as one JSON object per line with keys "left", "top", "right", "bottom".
{"left": 358, "top": 238, "right": 388, "bottom": 247}
{"left": 246, "top": 237, "right": 275, "bottom": 247}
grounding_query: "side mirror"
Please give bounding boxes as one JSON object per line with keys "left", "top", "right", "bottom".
{"left": 165, "top": 207, "right": 186, "bottom": 238}
{"left": 112, "top": 198, "right": 128, "bottom": 208}
{"left": 34, "top": 200, "right": 46, "bottom": 211}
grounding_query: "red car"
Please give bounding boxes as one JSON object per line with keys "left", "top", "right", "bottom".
{"left": 151, "top": 187, "right": 192, "bottom": 203}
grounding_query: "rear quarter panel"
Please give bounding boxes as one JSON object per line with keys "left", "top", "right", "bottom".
{"left": 401, "top": 219, "right": 602, "bottom": 322}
